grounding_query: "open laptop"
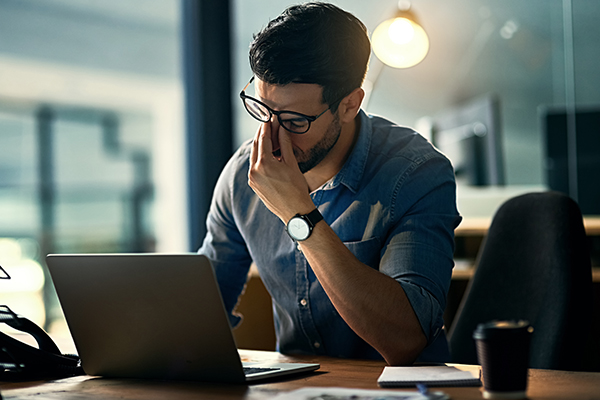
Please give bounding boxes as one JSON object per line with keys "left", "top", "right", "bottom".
{"left": 46, "top": 253, "right": 319, "bottom": 383}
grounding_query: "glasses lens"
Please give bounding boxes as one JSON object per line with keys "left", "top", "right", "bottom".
{"left": 244, "top": 97, "right": 270, "bottom": 122}
{"left": 279, "top": 112, "right": 310, "bottom": 133}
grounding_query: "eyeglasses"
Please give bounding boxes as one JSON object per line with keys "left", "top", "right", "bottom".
{"left": 240, "top": 76, "right": 331, "bottom": 134}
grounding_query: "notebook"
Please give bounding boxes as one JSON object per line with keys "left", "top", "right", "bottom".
{"left": 46, "top": 253, "right": 319, "bottom": 383}
{"left": 377, "top": 364, "right": 481, "bottom": 388}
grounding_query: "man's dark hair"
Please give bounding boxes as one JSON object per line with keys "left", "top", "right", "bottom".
{"left": 249, "top": 2, "right": 371, "bottom": 112}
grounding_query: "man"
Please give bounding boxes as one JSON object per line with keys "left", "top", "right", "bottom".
{"left": 199, "top": 2, "right": 461, "bottom": 365}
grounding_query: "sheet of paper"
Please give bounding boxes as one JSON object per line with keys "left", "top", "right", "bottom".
{"left": 378, "top": 364, "right": 481, "bottom": 387}
{"left": 268, "top": 386, "right": 449, "bottom": 400}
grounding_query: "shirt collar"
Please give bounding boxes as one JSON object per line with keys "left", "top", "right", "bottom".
{"left": 326, "top": 109, "right": 371, "bottom": 193}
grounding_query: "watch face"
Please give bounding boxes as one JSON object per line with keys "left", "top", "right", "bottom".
{"left": 287, "top": 216, "right": 310, "bottom": 241}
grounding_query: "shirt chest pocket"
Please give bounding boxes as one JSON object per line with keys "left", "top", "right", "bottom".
{"left": 343, "top": 237, "right": 382, "bottom": 270}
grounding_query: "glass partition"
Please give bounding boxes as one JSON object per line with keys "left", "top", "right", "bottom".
{"left": 0, "top": 0, "right": 184, "bottom": 333}
{"left": 232, "top": 0, "right": 600, "bottom": 217}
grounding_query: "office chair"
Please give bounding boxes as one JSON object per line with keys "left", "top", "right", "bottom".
{"left": 448, "top": 191, "right": 593, "bottom": 370}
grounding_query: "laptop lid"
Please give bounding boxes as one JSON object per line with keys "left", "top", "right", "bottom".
{"left": 46, "top": 253, "right": 318, "bottom": 383}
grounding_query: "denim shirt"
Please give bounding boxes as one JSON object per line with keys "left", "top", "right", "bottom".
{"left": 199, "top": 110, "right": 461, "bottom": 362}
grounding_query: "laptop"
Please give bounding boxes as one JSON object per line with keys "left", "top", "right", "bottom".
{"left": 46, "top": 253, "right": 319, "bottom": 383}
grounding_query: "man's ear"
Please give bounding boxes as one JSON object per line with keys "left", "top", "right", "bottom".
{"left": 337, "top": 87, "right": 365, "bottom": 124}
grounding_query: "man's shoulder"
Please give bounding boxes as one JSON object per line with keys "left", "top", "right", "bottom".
{"left": 224, "top": 138, "right": 253, "bottom": 172}
{"left": 235, "top": 138, "right": 254, "bottom": 160}
{"left": 213, "top": 139, "right": 254, "bottom": 196}
{"left": 366, "top": 114, "right": 446, "bottom": 167}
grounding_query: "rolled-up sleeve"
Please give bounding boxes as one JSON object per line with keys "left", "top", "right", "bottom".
{"left": 380, "top": 153, "right": 461, "bottom": 346}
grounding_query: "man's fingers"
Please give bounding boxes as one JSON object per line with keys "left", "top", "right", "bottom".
{"left": 257, "top": 121, "right": 273, "bottom": 157}
{"left": 250, "top": 125, "right": 260, "bottom": 165}
{"left": 250, "top": 121, "right": 274, "bottom": 167}
{"left": 278, "top": 127, "right": 297, "bottom": 168}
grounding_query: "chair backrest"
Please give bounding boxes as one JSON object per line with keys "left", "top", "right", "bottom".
{"left": 448, "top": 191, "right": 593, "bottom": 370}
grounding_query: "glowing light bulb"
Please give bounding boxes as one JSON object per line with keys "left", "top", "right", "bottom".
{"left": 389, "top": 18, "right": 414, "bottom": 45}
{"left": 372, "top": 16, "right": 429, "bottom": 68}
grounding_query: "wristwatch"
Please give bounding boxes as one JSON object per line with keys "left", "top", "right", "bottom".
{"left": 286, "top": 208, "right": 323, "bottom": 242}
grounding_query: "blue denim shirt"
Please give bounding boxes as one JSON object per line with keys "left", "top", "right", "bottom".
{"left": 199, "top": 110, "right": 461, "bottom": 362}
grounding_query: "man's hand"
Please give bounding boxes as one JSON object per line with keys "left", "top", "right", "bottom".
{"left": 248, "top": 121, "right": 315, "bottom": 222}
{"left": 248, "top": 120, "right": 427, "bottom": 366}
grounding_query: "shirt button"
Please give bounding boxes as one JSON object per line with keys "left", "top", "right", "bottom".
{"left": 300, "top": 298, "right": 308, "bottom": 307}
{"left": 314, "top": 342, "right": 321, "bottom": 348}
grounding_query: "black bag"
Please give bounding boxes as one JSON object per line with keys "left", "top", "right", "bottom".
{"left": 0, "top": 305, "right": 82, "bottom": 380}
{"left": 1, "top": 264, "right": 82, "bottom": 381}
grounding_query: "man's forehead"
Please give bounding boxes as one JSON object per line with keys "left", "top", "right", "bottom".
{"left": 254, "top": 78, "right": 324, "bottom": 110}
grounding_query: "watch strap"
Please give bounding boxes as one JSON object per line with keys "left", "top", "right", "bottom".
{"left": 303, "top": 208, "right": 324, "bottom": 227}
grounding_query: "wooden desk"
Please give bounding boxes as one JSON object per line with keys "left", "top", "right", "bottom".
{"left": 455, "top": 216, "right": 600, "bottom": 236}
{"left": 454, "top": 216, "right": 600, "bottom": 273}
{"left": 452, "top": 266, "right": 600, "bottom": 282}
{"left": 2, "top": 350, "right": 600, "bottom": 400}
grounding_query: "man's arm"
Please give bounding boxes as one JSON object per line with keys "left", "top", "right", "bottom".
{"left": 199, "top": 150, "right": 254, "bottom": 327}
{"left": 248, "top": 119, "right": 428, "bottom": 365}
{"left": 298, "top": 221, "right": 428, "bottom": 365}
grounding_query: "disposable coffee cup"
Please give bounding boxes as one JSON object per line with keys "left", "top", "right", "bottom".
{"left": 473, "top": 320, "right": 533, "bottom": 399}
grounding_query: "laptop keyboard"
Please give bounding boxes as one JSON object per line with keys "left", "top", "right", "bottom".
{"left": 243, "top": 366, "right": 281, "bottom": 375}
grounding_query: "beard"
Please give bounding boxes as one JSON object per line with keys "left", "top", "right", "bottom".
{"left": 295, "top": 113, "right": 342, "bottom": 173}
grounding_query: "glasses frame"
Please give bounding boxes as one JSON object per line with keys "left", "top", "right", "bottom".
{"left": 240, "top": 76, "right": 331, "bottom": 134}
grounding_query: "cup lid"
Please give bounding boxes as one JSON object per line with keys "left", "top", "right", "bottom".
{"left": 473, "top": 320, "right": 533, "bottom": 340}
